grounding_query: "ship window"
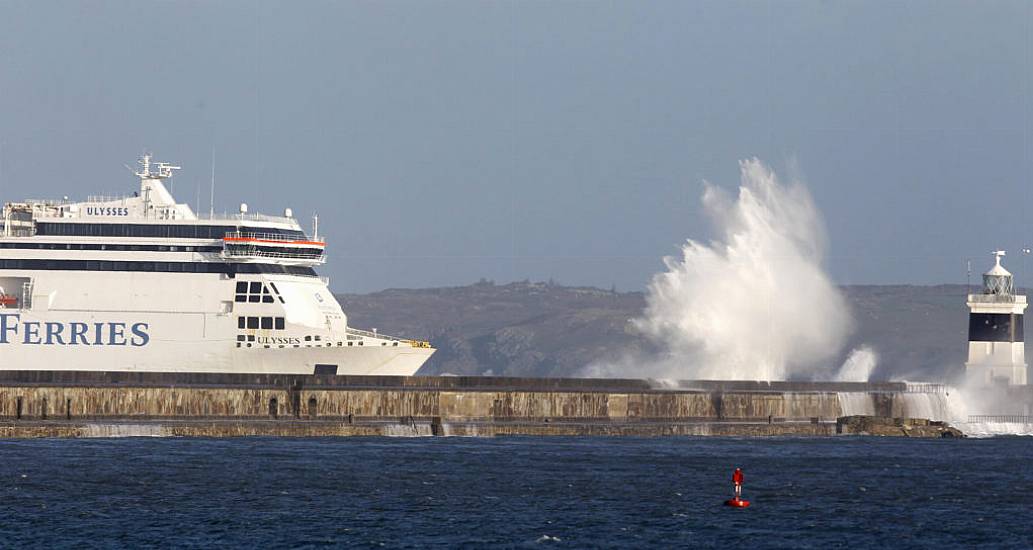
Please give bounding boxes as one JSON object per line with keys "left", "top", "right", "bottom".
{"left": 248, "top": 335, "right": 255, "bottom": 342}
{"left": 0, "top": 259, "right": 319, "bottom": 278}
{"left": 237, "top": 335, "right": 245, "bottom": 342}
{"left": 261, "top": 317, "right": 273, "bottom": 330}
{"left": 238, "top": 317, "right": 246, "bottom": 329}
{"left": 33, "top": 222, "right": 306, "bottom": 240}
{"left": 236, "top": 281, "right": 282, "bottom": 303}
{"left": 304, "top": 336, "right": 311, "bottom": 341}
{"left": 247, "top": 317, "right": 259, "bottom": 329}
{"left": 314, "top": 335, "right": 321, "bottom": 341}
{"left": 274, "top": 317, "right": 285, "bottom": 330}
{"left": 0, "top": 242, "right": 225, "bottom": 253}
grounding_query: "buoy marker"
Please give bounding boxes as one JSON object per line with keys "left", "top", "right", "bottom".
{"left": 723, "top": 467, "right": 750, "bottom": 508}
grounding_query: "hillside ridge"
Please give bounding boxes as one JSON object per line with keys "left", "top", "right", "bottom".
{"left": 337, "top": 282, "right": 980, "bottom": 381}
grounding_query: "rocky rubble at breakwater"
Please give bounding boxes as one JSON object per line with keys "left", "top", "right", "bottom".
{"left": 836, "top": 416, "right": 964, "bottom": 438}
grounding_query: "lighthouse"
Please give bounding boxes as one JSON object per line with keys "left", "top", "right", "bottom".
{"left": 965, "top": 251, "right": 1028, "bottom": 386}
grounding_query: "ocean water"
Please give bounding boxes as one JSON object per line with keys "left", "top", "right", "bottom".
{"left": 0, "top": 436, "right": 1030, "bottom": 548}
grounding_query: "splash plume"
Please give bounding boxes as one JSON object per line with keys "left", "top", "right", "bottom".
{"left": 631, "top": 159, "right": 853, "bottom": 380}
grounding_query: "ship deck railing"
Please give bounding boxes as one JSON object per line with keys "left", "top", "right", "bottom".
{"left": 345, "top": 327, "right": 432, "bottom": 348}
{"left": 902, "top": 382, "right": 948, "bottom": 394}
{"left": 202, "top": 212, "right": 297, "bottom": 224}
{"left": 967, "top": 294, "right": 1026, "bottom": 304}
{"left": 224, "top": 231, "right": 324, "bottom": 244}
{"left": 967, "top": 415, "right": 1033, "bottom": 424}
{"left": 222, "top": 248, "right": 327, "bottom": 263}
{"left": 86, "top": 194, "right": 135, "bottom": 203}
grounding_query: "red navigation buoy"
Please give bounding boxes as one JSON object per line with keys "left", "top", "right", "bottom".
{"left": 724, "top": 497, "right": 751, "bottom": 508}
{"left": 724, "top": 467, "right": 750, "bottom": 508}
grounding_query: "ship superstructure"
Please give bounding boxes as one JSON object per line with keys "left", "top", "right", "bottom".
{"left": 0, "top": 154, "right": 433, "bottom": 375}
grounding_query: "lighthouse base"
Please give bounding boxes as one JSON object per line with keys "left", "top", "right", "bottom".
{"left": 965, "top": 362, "right": 1028, "bottom": 387}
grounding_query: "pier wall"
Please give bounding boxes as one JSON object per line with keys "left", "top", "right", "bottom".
{"left": 0, "top": 372, "right": 950, "bottom": 437}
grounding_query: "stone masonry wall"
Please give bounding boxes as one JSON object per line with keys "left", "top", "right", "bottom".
{"left": 0, "top": 385, "right": 866, "bottom": 422}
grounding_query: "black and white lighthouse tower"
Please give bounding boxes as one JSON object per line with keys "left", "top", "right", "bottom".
{"left": 966, "top": 251, "right": 1028, "bottom": 386}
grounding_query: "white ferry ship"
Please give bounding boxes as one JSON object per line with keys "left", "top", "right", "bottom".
{"left": 0, "top": 154, "right": 434, "bottom": 375}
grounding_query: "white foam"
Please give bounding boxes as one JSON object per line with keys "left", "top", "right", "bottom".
{"left": 899, "top": 392, "right": 950, "bottom": 422}
{"left": 381, "top": 423, "right": 431, "bottom": 437}
{"left": 618, "top": 159, "right": 853, "bottom": 380}
{"left": 954, "top": 422, "right": 1033, "bottom": 438}
{"left": 836, "top": 347, "right": 878, "bottom": 382}
{"left": 83, "top": 423, "right": 164, "bottom": 438}
{"left": 837, "top": 392, "right": 875, "bottom": 416}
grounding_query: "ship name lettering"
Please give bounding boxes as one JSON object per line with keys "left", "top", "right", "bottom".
{"left": 85, "top": 207, "right": 130, "bottom": 216}
{"left": 256, "top": 336, "right": 301, "bottom": 345}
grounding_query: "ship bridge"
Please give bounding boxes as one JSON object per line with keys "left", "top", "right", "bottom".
{"left": 222, "top": 229, "right": 326, "bottom": 266}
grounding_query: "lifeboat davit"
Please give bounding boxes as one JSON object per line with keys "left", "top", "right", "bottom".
{"left": 724, "top": 497, "right": 750, "bottom": 508}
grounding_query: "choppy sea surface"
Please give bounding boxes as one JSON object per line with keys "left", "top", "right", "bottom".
{"left": 0, "top": 436, "right": 1030, "bottom": 548}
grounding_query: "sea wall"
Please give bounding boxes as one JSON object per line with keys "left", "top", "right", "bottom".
{"left": 0, "top": 372, "right": 952, "bottom": 438}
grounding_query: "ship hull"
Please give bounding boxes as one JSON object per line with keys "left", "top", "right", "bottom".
{"left": 0, "top": 340, "right": 435, "bottom": 375}
{"left": 0, "top": 270, "right": 434, "bottom": 376}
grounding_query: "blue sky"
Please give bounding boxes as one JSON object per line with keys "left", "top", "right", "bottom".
{"left": 1, "top": 1, "right": 1030, "bottom": 292}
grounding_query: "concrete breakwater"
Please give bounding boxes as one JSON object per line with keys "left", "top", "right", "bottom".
{"left": 0, "top": 372, "right": 953, "bottom": 438}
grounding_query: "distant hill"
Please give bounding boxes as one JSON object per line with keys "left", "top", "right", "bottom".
{"left": 337, "top": 282, "right": 981, "bottom": 382}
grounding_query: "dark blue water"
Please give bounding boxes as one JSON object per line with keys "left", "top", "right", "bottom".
{"left": 0, "top": 436, "right": 1031, "bottom": 548}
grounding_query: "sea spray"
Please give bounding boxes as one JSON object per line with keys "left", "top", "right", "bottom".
{"left": 944, "top": 381, "right": 1033, "bottom": 436}
{"left": 836, "top": 347, "right": 878, "bottom": 382}
{"left": 837, "top": 392, "right": 876, "bottom": 416}
{"left": 611, "top": 159, "right": 854, "bottom": 380}
{"left": 898, "top": 391, "right": 951, "bottom": 421}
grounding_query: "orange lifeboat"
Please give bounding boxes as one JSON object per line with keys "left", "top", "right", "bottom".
{"left": 0, "top": 294, "right": 18, "bottom": 307}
